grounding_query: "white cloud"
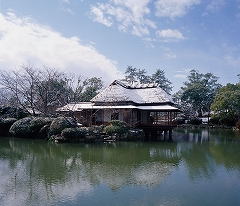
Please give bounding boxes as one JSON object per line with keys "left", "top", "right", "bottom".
{"left": 0, "top": 12, "right": 121, "bottom": 82}
{"left": 205, "top": 0, "right": 226, "bottom": 13}
{"left": 90, "top": 0, "right": 156, "bottom": 37}
{"left": 174, "top": 69, "right": 190, "bottom": 79}
{"left": 155, "top": 0, "right": 200, "bottom": 18}
{"left": 90, "top": 5, "right": 113, "bottom": 27}
{"left": 90, "top": 0, "right": 194, "bottom": 41}
{"left": 174, "top": 74, "right": 187, "bottom": 79}
{"left": 156, "top": 29, "right": 185, "bottom": 42}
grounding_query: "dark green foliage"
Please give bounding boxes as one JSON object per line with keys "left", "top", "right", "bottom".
{"left": 104, "top": 120, "right": 129, "bottom": 136}
{"left": 78, "top": 77, "right": 103, "bottom": 102}
{"left": 151, "top": 69, "right": 172, "bottom": 94}
{"left": 61, "top": 128, "right": 87, "bottom": 140}
{"left": 175, "top": 70, "right": 221, "bottom": 117}
{"left": 9, "top": 117, "right": 53, "bottom": 138}
{"left": 30, "top": 117, "right": 53, "bottom": 134}
{"left": 9, "top": 117, "right": 33, "bottom": 138}
{"left": 125, "top": 66, "right": 149, "bottom": 83}
{"left": 49, "top": 117, "right": 77, "bottom": 136}
{"left": 124, "top": 66, "right": 172, "bottom": 93}
{"left": 87, "top": 125, "right": 105, "bottom": 135}
{"left": 188, "top": 118, "right": 202, "bottom": 125}
{"left": 0, "top": 106, "right": 29, "bottom": 119}
{"left": 39, "top": 125, "right": 50, "bottom": 138}
{"left": 211, "top": 83, "right": 240, "bottom": 126}
{"left": 0, "top": 118, "right": 17, "bottom": 136}
{"left": 219, "top": 113, "right": 238, "bottom": 126}
{"left": 210, "top": 113, "right": 238, "bottom": 126}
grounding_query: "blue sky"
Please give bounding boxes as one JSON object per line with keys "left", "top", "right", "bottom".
{"left": 0, "top": 0, "right": 240, "bottom": 92}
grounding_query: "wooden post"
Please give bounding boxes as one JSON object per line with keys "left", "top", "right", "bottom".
{"left": 169, "top": 129, "right": 172, "bottom": 141}
{"left": 90, "top": 109, "right": 92, "bottom": 127}
{"left": 170, "top": 112, "right": 172, "bottom": 125}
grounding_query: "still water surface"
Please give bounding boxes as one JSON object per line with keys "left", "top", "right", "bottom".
{"left": 0, "top": 128, "right": 240, "bottom": 206}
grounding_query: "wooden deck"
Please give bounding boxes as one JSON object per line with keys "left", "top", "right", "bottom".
{"left": 138, "top": 121, "right": 177, "bottom": 130}
{"left": 138, "top": 122, "right": 176, "bottom": 141}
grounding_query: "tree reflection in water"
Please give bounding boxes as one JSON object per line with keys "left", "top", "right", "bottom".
{"left": 0, "top": 128, "right": 240, "bottom": 206}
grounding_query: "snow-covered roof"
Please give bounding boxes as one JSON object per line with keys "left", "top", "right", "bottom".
{"left": 56, "top": 103, "right": 180, "bottom": 112}
{"left": 56, "top": 103, "right": 137, "bottom": 112}
{"left": 56, "top": 102, "right": 93, "bottom": 112}
{"left": 91, "top": 80, "right": 173, "bottom": 104}
{"left": 137, "top": 105, "right": 179, "bottom": 111}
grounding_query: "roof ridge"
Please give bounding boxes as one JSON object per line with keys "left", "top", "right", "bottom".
{"left": 113, "top": 79, "right": 158, "bottom": 89}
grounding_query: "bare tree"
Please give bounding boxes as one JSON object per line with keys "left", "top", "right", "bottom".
{"left": 0, "top": 66, "right": 39, "bottom": 114}
{"left": 0, "top": 66, "right": 104, "bottom": 116}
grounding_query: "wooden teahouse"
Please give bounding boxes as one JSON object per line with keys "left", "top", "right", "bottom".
{"left": 57, "top": 80, "right": 180, "bottom": 137}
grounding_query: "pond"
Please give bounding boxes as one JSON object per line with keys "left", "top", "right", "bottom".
{"left": 0, "top": 128, "right": 240, "bottom": 206}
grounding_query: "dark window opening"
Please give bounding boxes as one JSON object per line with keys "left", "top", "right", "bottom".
{"left": 111, "top": 112, "right": 119, "bottom": 120}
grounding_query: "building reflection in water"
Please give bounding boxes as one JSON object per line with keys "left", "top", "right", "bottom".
{"left": 0, "top": 128, "right": 240, "bottom": 205}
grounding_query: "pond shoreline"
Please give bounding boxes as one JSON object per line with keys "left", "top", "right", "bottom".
{"left": 177, "top": 124, "right": 237, "bottom": 130}
{"left": 1, "top": 115, "right": 239, "bottom": 143}
{"left": 0, "top": 116, "right": 145, "bottom": 143}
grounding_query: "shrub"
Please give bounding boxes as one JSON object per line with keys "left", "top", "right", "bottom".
{"left": 88, "top": 125, "right": 105, "bottom": 134}
{"left": 104, "top": 120, "right": 129, "bottom": 136}
{"left": 39, "top": 125, "right": 50, "bottom": 138}
{"left": 61, "top": 127, "right": 87, "bottom": 140}
{"left": 29, "top": 117, "right": 53, "bottom": 134}
{"left": 0, "top": 118, "right": 17, "bottom": 136}
{"left": 219, "top": 113, "right": 238, "bottom": 126}
{"left": 9, "top": 117, "right": 33, "bottom": 137}
{"left": 49, "top": 117, "right": 77, "bottom": 136}
{"left": 9, "top": 117, "right": 54, "bottom": 138}
{"left": 236, "top": 120, "right": 240, "bottom": 130}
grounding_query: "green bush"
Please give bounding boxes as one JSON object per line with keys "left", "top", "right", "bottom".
{"left": 39, "top": 125, "right": 50, "bottom": 138}
{"left": 9, "top": 117, "right": 54, "bottom": 138}
{"left": 49, "top": 117, "right": 77, "bottom": 136}
{"left": 88, "top": 125, "right": 105, "bottom": 134}
{"left": 219, "top": 113, "right": 238, "bottom": 126}
{"left": 104, "top": 120, "right": 129, "bottom": 136}
{"left": 61, "top": 127, "right": 87, "bottom": 140}
{"left": 30, "top": 117, "right": 53, "bottom": 134}
{"left": 0, "top": 118, "right": 17, "bottom": 136}
{"left": 210, "top": 113, "right": 238, "bottom": 126}
{"left": 9, "top": 117, "right": 33, "bottom": 137}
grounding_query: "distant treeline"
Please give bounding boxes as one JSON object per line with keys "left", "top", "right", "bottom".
{"left": 124, "top": 66, "right": 240, "bottom": 126}
{"left": 0, "top": 65, "right": 240, "bottom": 126}
{"left": 0, "top": 66, "right": 103, "bottom": 115}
